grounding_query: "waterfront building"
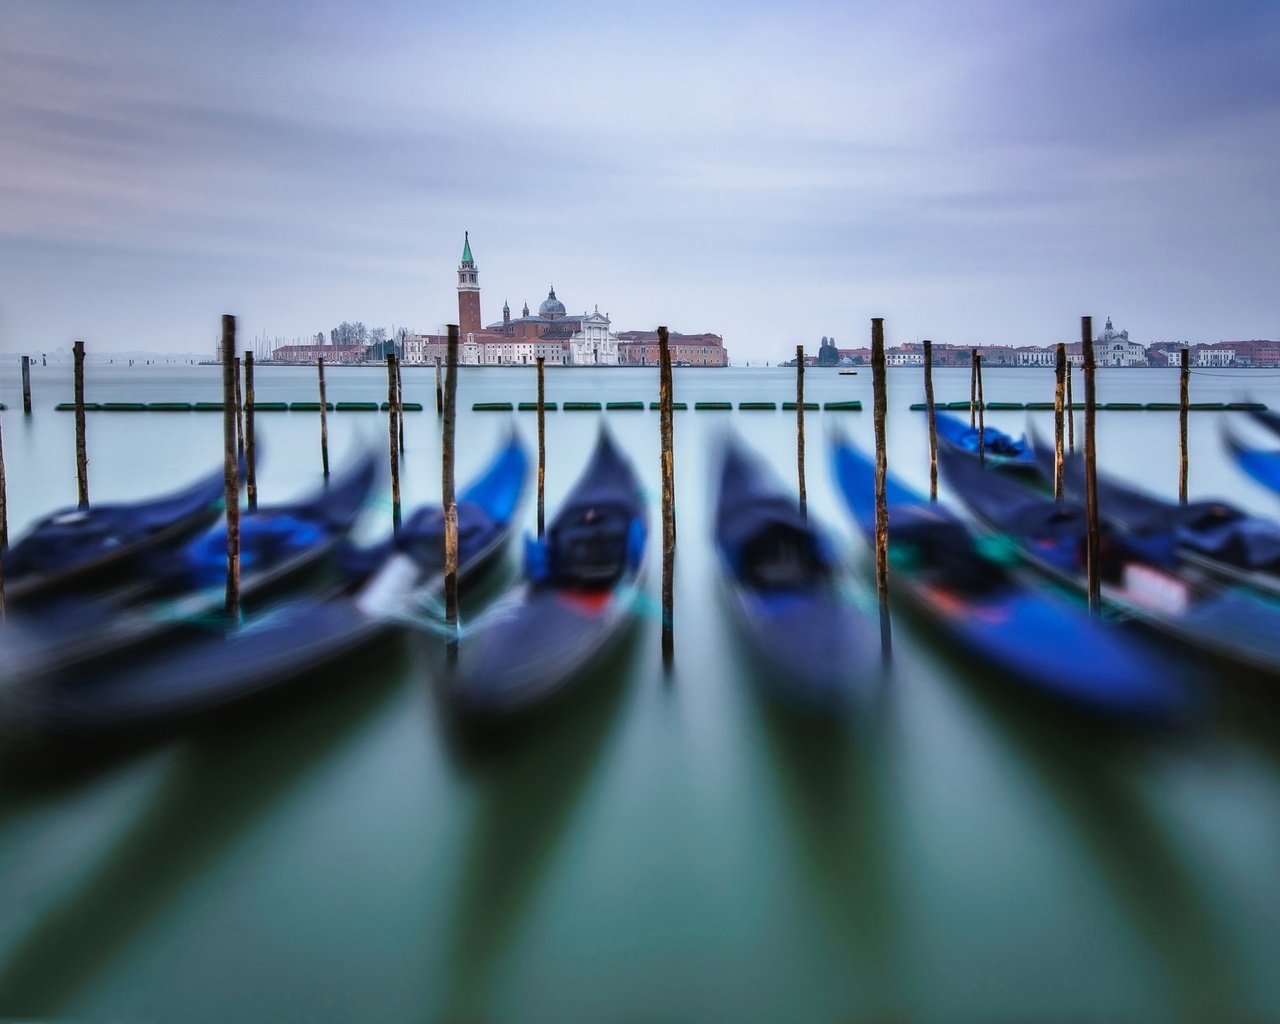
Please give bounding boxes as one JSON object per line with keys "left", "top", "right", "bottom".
{"left": 1096, "top": 317, "right": 1148, "bottom": 366}
{"left": 1194, "top": 347, "right": 1236, "bottom": 368}
{"left": 616, "top": 331, "right": 729, "bottom": 366}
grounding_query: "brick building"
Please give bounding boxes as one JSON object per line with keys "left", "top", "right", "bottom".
{"left": 616, "top": 331, "right": 729, "bottom": 367}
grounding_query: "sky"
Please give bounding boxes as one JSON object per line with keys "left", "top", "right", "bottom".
{"left": 2, "top": 0, "right": 1278, "bottom": 362}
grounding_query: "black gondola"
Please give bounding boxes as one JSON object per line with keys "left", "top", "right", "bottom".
{"left": 714, "top": 436, "right": 878, "bottom": 709}
{"left": 445, "top": 428, "right": 646, "bottom": 720}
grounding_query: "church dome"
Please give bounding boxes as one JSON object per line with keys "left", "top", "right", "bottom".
{"left": 539, "top": 287, "right": 566, "bottom": 318}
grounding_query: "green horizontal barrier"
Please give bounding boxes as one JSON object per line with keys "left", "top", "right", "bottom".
{"left": 648, "top": 402, "right": 688, "bottom": 410}
{"left": 145, "top": 402, "right": 193, "bottom": 412}
{"left": 823, "top": 401, "right": 862, "bottom": 411}
{"left": 518, "top": 401, "right": 558, "bottom": 411}
{"left": 289, "top": 402, "right": 332, "bottom": 412}
{"left": 101, "top": 402, "right": 147, "bottom": 411}
{"left": 194, "top": 402, "right": 224, "bottom": 411}
{"left": 1189, "top": 402, "right": 1227, "bottom": 411}
{"left": 336, "top": 402, "right": 379, "bottom": 411}
{"left": 606, "top": 401, "right": 645, "bottom": 410}
{"left": 945, "top": 401, "right": 975, "bottom": 410}
{"left": 783, "top": 401, "right": 820, "bottom": 411}
{"left": 1146, "top": 402, "right": 1180, "bottom": 411}
{"left": 564, "top": 401, "right": 602, "bottom": 411}
{"left": 473, "top": 402, "right": 514, "bottom": 411}
{"left": 739, "top": 402, "right": 777, "bottom": 411}
{"left": 56, "top": 402, "right": 101, "bottom": 411}
{"left": 695, "top": 402, "right": 733, "bottom": 410}
{"left": 986, "top": 402, "right": 1024, "bottom": 410}
{"left": 909, "top": 403, "right": 927, "bottom": 411}
{"left": 251, "top": 402, "right": 289, "bottom": 412}
{"left": 1025, "top": 402, "right": 1055, "bottom": 410}
{"left": 1103, "top": 402, "right": 1143, "bottom": 411}
{"left": 380, "top": 401, "right": 425, "bottom": 411}
{"left": 1227, "top": 402, "right": 1267, "bottom": 411}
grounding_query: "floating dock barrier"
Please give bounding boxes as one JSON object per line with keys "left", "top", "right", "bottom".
{"left": 289, "top": 402, "right": 332, "bottom": 412}
{"left": 739, "top": 402, "right": 777, "bottom": 410}
{"left": 518, "top": 401, "right": 558, "bottom": 411}
{"left": 823, "top": 401, "right": 862, "bottom": 411}
{"left": 564, "top": 401, "right": 603, "bottom": 411}
{"left": 1103, "top": 402, "right": 1143, "bottom": 411}
{"left": 694, "top": 402, "right": 733, "bottom": 410}
{"left": 101, "top": 402, "right": 148, "bottom": 411}
{"left": 648, "top": 401, "right": 688, "bottom": 410}
{"left": 473, "top": 402, "right": 514, "bottom": 411}
{"left": 783, "top": 401, "right": 819, "bottom": 411}
{"left": 336, "top": 401, "right": 379, "bottom": 411}
{"left": 605, "top": 401, "right": 645, "bottom": 410}
{"left": 194, "top": 402, "right": 224, "bottom": 411}
{"left": 986, "top": 401, "right": 1024, "bottom": 410}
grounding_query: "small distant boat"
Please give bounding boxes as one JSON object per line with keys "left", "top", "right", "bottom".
{"left": 714, "top": 436, "right": 878, "bottom": 709}
{"left": 839, "top": 370, "right": 858, "bottom": 376}
{"left": 939, "top": 441, "right": 1280, "bottom": 681}
{"left": 934, "top": 412, "right": 1038, "bottom": 471}
{"left": 833, "top": 436, "right": 1193, "bottom": 722}
{"left": 446, "top": 429, "right": 646, "bottom": 720}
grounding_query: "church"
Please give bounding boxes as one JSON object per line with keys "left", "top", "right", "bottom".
{"left": 402, "top": 235, "right": 621, "bottom": 366}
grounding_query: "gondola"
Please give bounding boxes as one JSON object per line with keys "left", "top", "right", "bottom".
{"left": 0, "top": 433, "right": 529, "bottom": 749}
{"left": 1224, "top": 420, "right": 1280, "bottom": 498}
{"left": 1030, "top": 425, "right": 1280, "bottom": 598}
{"left": 832, "top": 437, "right": 1193, "bottom": 722}
{"left": 934, "top": 412, "right": 1039, "bottom": 472}
{"left": 445, "top": 428, "right": 646, "bottom": 720}
{"left": 1, "top": 461, "right": 232, "bottom": 607}
{"left": 714, "top": 436, "right": 878, "bottom": 709}
{"left": 938, "top": 440, "right": 1280, "bottom": 680}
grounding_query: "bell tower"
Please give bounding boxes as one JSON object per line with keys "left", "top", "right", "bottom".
{"left": 457, "top": 232, "right": 481, "bottom": 336}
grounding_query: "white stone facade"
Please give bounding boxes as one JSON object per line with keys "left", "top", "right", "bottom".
{"left": 569, "top": 310, "right": 620, "bottom": 366}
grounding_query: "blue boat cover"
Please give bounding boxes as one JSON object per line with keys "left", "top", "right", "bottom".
{"left": 935, "top": 412, "right": 1036, "bottom": 462}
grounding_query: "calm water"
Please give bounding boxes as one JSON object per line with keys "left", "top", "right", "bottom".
{"left": 3, "top": 362, "right": 1280, "bottom": 1023}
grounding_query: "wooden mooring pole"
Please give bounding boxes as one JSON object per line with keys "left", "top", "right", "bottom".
{"left": 969, "top": 349, "right": 978, "bottom": 428}
{"left": 21, "top": 356, "right": 31, "bottom": 415}
{"left": 1066, "top": 358, "right": 1075, "bottom": 453}
{"left": 435, "top": 356, "right": 444, "bottom": 416}
{"left": 73, "top": 340, "right": 89, "bottom": 508}
{"left": 221, "top": 315, "right": 241, "bottom": 619}
{"left": 1082, "top": 316, "right": 1101, "bottom": 615}
{"left": 234, "top": 356, "right": 244, "bottom": 456}
{"left": 659, "top": 325, "right": 675, "bottom": 666}
{"left": 317, "top": 357, "right": 330, "bottom": 478}
{"left": 871, "top": 317, "right": 891, "bottom": 656}
{"left": 244, "top": 352, "right": 258, "bottom": 511}
{"left": 443, "top": 326, "right": 460, "bottom": 642}
{"left": 923, "top": 339, "right": 937, "bottom": 501}
{"left": 536, "top": 356, "right": 546, "bottom": 538}
{"left": 387, "top": 354, "right": 401, "bottom": 533}
{"left": 1053, "top": 342, "right": 1066, "bottom": 500}
{"left": 1179, "top": 347, "right": 1190, "bottom": 504}
{"left": 975, "top": 352, "right": 986, "bottom": 465}
{"left": 396, "top": 356, "right": 406, "bottom": 455}
{"left": 796, "top": 344, "right": 807, "bottom": 515}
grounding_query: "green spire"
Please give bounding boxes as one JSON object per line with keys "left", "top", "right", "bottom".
{"left": 462, "top": 231, "right": 473, "bottom": 264}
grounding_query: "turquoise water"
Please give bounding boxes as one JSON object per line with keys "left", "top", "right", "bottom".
{"left": 2, "top": 362, "right": 1280, "bottom": 1022}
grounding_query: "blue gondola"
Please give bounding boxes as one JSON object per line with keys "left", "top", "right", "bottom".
{"left": 446, "top": 429, "right": 646, "bottom": 719}
{"left": 1029, "top": 424, "right": 1280, "bottom": 597}
{"left": 833, "top": 436, "right": 1195, "bottom": 722}
{"left": 1224, "top": 419, "right": 1280, "bottom": 499}
{"left": 0, "top": 433, "right": 529, "bottom": 748}
{"left": 714, "top": 436, "right": 878, "bottom": 709}
{"left": 934, "top": 412, "right": 1039, "bottom": 471}
{"left": 939, "top": 439, "right": 1280, "bottom": 681}
{"left": 2, "top": 462, "right": 232, "bottom": 606}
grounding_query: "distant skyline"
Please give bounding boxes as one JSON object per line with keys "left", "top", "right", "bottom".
{"left": 2, "top": 0, "right": 1278, "bottom": 362}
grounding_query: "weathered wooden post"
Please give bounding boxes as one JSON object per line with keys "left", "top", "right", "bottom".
{"left": 536, "top": 356, "right": 546, "bottom": 538}
{"left": 317, "top": 357, "right": 330, "bottom": 478}
{"left": 975, "top": 351, "right": 986, "bottom": 464}
{"left": 244, "top": 352, "right": 258, "bottom": 511}
{"left": 795, "top": 344, "right": 807, "bottom": 515}
{"left": 872, "top": 318, "right": 891, "bottom": 655}
{"left": 234, "top": 356, "right": 245, "bottom": 456}
{"left": 1082, "top": 316, "right": 1101, "bottom": 615}
{"left": 396, "top": 355, "right": 406, "bottom": 455}
{"left": 221, "top": 315, "right": 241, "bottom": 619}
{"left": 924, "top": 339, "right": 938, "bottom": 501}
{"left": 435, "top": 356, "right": 444, "bottom": 416}
{"left": 1179, "top": 347, "right": 1190, "bottom": 504}
{"left": 20, "top": 356, "right": 31, "bottom": 415}
{"left": 1066, "top": 357, "right": 1075, "bottom": 453}
{"left": 387, "top": 354, "right": 401, "bottom": 533}
{"left": 72, "top": 340, "right": 89, "bottom": 508}
{"left": 443, "top": 325, "right": 460, "bottom": 639}
{"left": 969, "top": 349, "right": 978, "bottom": 428}
{"left": 659, "top": 325, "right": 675, "bottom": 666}
{"left": 1053, "top": 342, "right": 1066, "bottom": 500}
